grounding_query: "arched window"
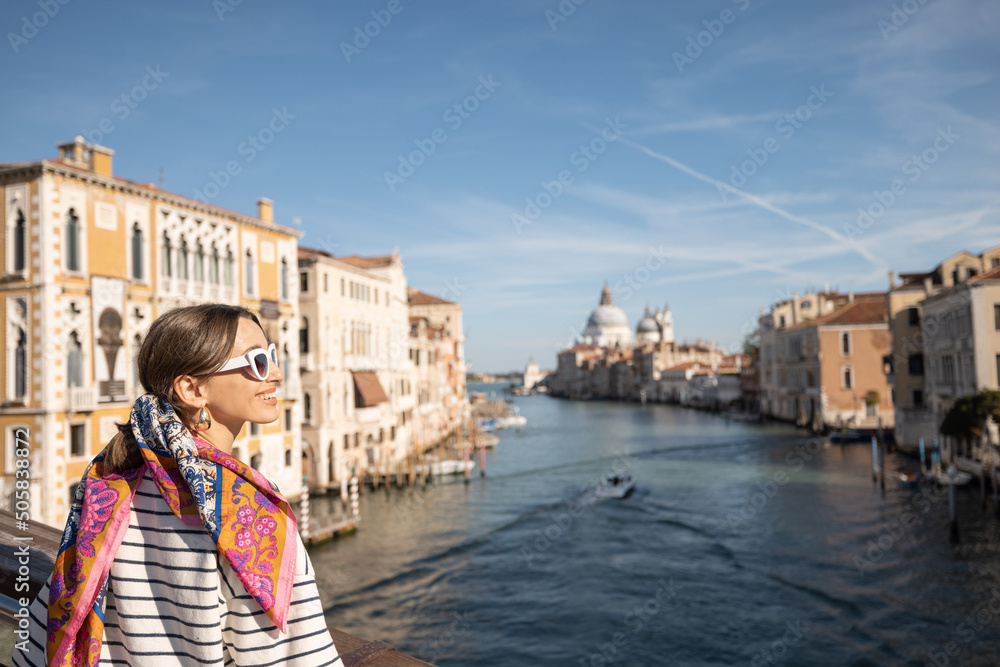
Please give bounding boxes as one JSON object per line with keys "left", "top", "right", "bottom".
{"left": 284, "top": 449, "right": 292, "bottom": 466}
{"left": 162, "top": 232, "right": 172, "bottom": 277}
{"left": 304, "top": 393, "right": 312, "bottom": 422}
{"left": 14, "top": 209, "right": 26, "bottom": 272}
{"left": 14, "top": 327, "right": 26, "bottom": 398}
{"left": 250, "top": 453, "right": 262, "bottom": 470}
{"left": 841, "top": 331, "right": 851, "bottom": 356}
{"left": 245, "top": 249, "right": 255, "bottom": 295}
{"left": 65, "top": 209, "right": 80, "bottom": 272}
{"left": 178, "top": 236, "right": 189, "bottom": 280}
{"left": 282, "top": 344, "right": 290, "bottom": 377}
{"left": 209, "top": 244, "right": 219, "bottom": 284}
{"left": 280, "top": 258, "right": 289, "bottom": 300}
{"left": 224, "top": 246, "right": 234, "bottom": 286}
{"left": 67, "top": 332, "right": 83, "bottom": 388}
{"left": 842, "top": 365, "right": 853, "bottom": 390}
{"left": 131, "top": 224, "right": 143, "bottom": 279}
{"left": 300, "top": 317, "right": 309, "bottom": 354}
{"left": 194, "top": 241, "right": 205, "bottom": 282}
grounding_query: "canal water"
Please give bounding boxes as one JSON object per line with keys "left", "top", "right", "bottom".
{"left": 309, "top": 389, "right": 1000, "bottom": 666}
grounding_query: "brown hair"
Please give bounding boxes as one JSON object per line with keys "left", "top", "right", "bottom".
{"left": 102, "top": 304, "right": 263, "bottom": 474}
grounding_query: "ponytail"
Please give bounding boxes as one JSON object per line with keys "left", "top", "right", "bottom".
{"left": 101, "top": 422, "right": 143, "bottom": 475}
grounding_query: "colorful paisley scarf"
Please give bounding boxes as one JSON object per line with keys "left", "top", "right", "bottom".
{"left": 46, "top": 394, "right": 298, "bottom": 667}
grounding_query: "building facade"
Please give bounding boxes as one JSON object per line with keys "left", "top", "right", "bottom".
{"left": 920, "top": 265, "right": 1000, "bottom": 461}
{"left": 768, "top": 293, "right": 893, "bottom": 430}
{"left": 0, "top": 138, "right": 303, "bottom": 527}
{"left": 885, "top": 246, "right": 1000, "bottom": 450}
{"left": 296, "top": 248, "right": 413, "bottom": 488}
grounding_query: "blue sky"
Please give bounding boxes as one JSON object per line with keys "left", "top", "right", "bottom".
{"left": 2, "top": 0, "right": 998, "bottom": 372}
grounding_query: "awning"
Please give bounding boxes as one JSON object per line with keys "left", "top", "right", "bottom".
{"left": 352, "top": 370, "right": 389, "bottom": 407}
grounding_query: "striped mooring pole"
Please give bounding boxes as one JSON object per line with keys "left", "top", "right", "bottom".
{"left": 299, "top": 474, "right": 310, "bottom": 540}
{"left": 350, "top": 475, "right": 360, "bottom": 519}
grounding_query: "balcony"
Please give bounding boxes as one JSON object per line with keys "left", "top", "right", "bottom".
{"left": 355, "top": 406, "right": 381, "bottom": 424}
{"left": 67, "top": 385, "right": 97, "bottom": 412}
{"left": 301, "top": 353, "right": 315, "bottom": 372}
{"left": 278, "top": 378, "right": 301, "bottom": 400}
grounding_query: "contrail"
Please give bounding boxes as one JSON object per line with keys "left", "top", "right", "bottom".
{"left": 617, "top": 136, "right": 884, "bottom": 268}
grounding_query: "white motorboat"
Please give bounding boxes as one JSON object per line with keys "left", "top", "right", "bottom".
{"left": 596, "top": 472, "right": 635, "bottom": 499}
{"left": 931, "top": 465, "right": 973, "bottom": 486}
{"left": 419, "top": 459, "right": 476, "bottom": 476}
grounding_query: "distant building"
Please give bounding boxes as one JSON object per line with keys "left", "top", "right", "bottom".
{"left": 523, "top": 357, "right": 544, "bottom": 391}
{"left": 579, "top": 285, "right": 632, "bottom": 349}
{"left": 919, "top": 264, "right": 1000, "bottom": 462}
{"left": 885, "top": 246, "right": 1000, "bottom": 450}
{"left": 764, "top": 293, "right": 893, "bottom": 430}
{"left": 407, "top": 289, "right": 468, "bottom": 455}
{"left": 296, "top": 247, "right": 411, "bottom": 487}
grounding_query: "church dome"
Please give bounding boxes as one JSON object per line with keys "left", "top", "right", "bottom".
{"left": 580, "top": 285, "right": 633, "bottom": 349}
{"left": 588, "top": 305, "right": 629, "bottom": 329}
{"left": 636, "top": 306, "right": 659, "bottom": 333}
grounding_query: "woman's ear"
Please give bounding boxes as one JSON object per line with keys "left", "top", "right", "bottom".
{"left": 172, "top": 374, "right": 206, "bottom": 411}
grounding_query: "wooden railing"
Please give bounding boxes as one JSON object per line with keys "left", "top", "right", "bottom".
{"left": 0, "top": 511, "right": 433, "bottom": 667}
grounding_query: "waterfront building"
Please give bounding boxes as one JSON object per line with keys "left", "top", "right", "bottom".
{"left": 758, "top": 292, "right": 847, "bottom": 420}
{"left": 768, "top": 293, "right": 893, "bottom": 430}
{"left": 884, "top": 246, "right": 1000, "bottom": 450}
{"left": 522, "top": 357, "right": 545, "bottom": 391}
{"left": 0, "top": 138, "right": 303, "bottom": 527}
{"left": 296, "top": 247, "right": 411, "bottom": 488}
{"left": 407, "top": 289, "right": 468, "bottom": 451}
{"left": 919, "top": 264, "right": 1000, "bottom": 464}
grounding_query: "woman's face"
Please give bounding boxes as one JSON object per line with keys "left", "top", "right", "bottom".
{"left": 202, "top": 317, "right": 284, "bottom": 434}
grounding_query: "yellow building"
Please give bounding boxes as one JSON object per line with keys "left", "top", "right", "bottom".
{"left": 0, "top": 137, "right": 304, "bottom": 528}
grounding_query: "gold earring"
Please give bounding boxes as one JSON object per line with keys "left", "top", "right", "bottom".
{"left": 194, "top": 406, "right": 212, "bottom": 431}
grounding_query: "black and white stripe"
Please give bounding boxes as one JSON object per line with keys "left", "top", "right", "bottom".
{"left": 10, "top": 471, "right": 340, "bottom": 667}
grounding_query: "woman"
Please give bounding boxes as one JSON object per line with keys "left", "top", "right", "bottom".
{"left": 12, "top": 304, "right": 341, "bottom": 667}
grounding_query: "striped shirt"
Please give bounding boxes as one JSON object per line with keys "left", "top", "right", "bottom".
{"left": 12, "top": 471, "right": 341, "bottom": 667}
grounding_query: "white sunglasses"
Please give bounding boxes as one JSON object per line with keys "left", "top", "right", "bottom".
{"left": 217, "top": 343, "right": 278, "bottom": 381}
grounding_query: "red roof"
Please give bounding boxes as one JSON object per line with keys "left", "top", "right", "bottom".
{"left": 968, "top": 264, "right": 1000, "bottom": 283}
{"left": 816, "top": 295, "right": 887, "bottom": 326}
{"left": 409, "top": 290, "right": 455, "bottom": 306}
{"left": 336, "top": 255, "right": 395, "bottom": 269}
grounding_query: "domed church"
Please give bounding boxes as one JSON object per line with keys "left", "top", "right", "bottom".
{"left": 635, "top": 305, "right": 675, "bottom": 346}
{"left": 579, "top": 285, "right": 633, "bottom": 348}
